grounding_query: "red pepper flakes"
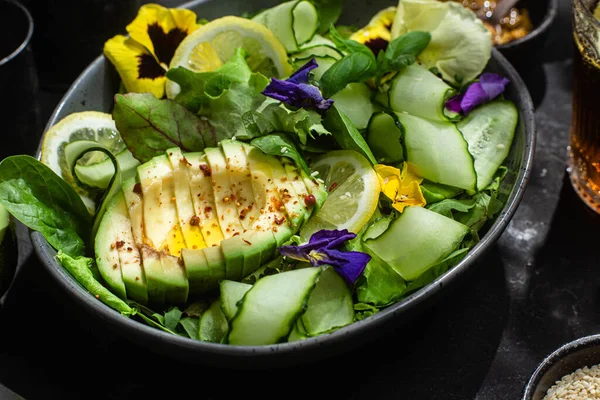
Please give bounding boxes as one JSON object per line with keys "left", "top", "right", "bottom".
{"left": 329, "top": 182, "right": 339, "bottom": 192}
{"left": 189, "top": 215, "right": 200, "bottom": 226}
{"left": 133, "top": 183, "right": 143, "bottom": 195}
{"left": 304, "top": 194, "right": 316, "bottom": 207}
{"left": 200, "top": 164, "right": 212, "bottom": 177}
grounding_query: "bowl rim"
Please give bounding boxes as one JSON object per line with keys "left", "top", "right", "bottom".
{"left": 495, "top": 0, "right": 559, "bottom": 50}
{"left": 522, "top": 334, "right": 600, "bottom": 399}
{"left": 30, "top": 0, "right": 537, "bottom": 363}
{"left": 0, "top": 0, "right": 34, "bottom": 67}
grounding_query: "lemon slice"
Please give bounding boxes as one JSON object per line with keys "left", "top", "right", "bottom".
{"left": 390, "top": 0, "right": 491, "bottom": 87}
{"left": 166, "top": 16, "right": 293, "bottom": 99}
{"left": 300, "top": 150, "right": 381, "bottom": 240}
{"left": 40, "top": 111, "right": 124, "bottom": 213}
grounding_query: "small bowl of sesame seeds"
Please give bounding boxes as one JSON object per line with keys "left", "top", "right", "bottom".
{"left": 523, "top": 334, "right": 600, "bottom": 400}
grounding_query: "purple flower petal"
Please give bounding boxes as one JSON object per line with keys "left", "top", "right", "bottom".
{"left": 288, "top": 58, "right": 318, "bottom": 84}
{"left": 309, "top": 229, "right": 356, "bottom": 249}
{"left": 261, "top": 59, "right": 333, "bottom": 112}
{"left": 479, "top": 73, "right": 510, "bottom": 100}
{"left": 445, "top": 73, "right": 510, "bottom": 115}
{"left": 445, "top": 94, "right": 463, "bottom": 113}
{"left": 278, "top": 244, "right": 313, "bottom": 263}
{"left": 460, "top": 82, "right": 488, "bottom": 115}
{"left": 323, "top": 248, "right": 371, "bottom": 285}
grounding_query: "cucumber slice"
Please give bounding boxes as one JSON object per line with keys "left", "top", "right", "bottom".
{"left": 227, "top": 267, "right": 322, "bottom": 345}
{"left": 300, "top": 267, "right": 354, "bottom": 336}
{"left": 73, "top": 149, "right": 140, "bottom": 189}
{"left": 219, "top": 280, "right": 252, "bottom": 321}
{"left": 388, "top": 63, "right": 458, "bottom": 121}
{"left": 366, "top": 111, "right": 405, "bottom": 164}
{"left": 364, "top": 206, "right": 469, "bottom": 281}
{"left": 397, "top": 112, "right": 476, "bottom": 191}
{"left": 199, "top": 299, "right": 229, "bottom": 343}
{"left": 252, "top": 0, "right": 319, "bottom": 53}
{"left": 287, "top": 319, "right": 308, "bottom": 342}
{"left": 293, "top": 55, "right": 337, "bottom": 81}
{"left": 330, "top": 83, "right": 376, "bottom": 131}
{"left": 291, "top": 35, "right": 344, "bottom": 59}
{"left": 456, "top": 100, "right": 518, "bottom": 191}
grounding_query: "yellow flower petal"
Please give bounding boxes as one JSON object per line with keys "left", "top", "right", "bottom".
{"left": 375, "top": 164, "right": 401, "bottom": 201}
{"left": 401, "top": 162, "right": 424, "bottom": 185}
{"left": 391, "top": 181, "right": 427, "bottom": 213}
{"left": 127, "top": 4, "right": 198, "bottom": 67}
{"left": 103, "top": 35, "right": 166, "bottom": 98}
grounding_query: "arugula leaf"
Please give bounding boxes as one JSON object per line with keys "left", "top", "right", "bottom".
{"left": 0, "top": 156, "right": 91, "bottom": 257}
{"left": 56, "top": 252, "right": 134, "bottom": 315}
{"left": 258, "top": 102, "right": 331, "bottom": 144}
{"left": 375, "top": 31, "right": 431, "bottom": 84}
{"left": 320, "top": 26, "right": 378, "bottom": 98}
{"left": 113, "top": 93, "right": 217, "bottom": 163}
{"left": 323, "top": 104, "right": 377, "bottom": 164}
{"left": 251, "top": 134, "right": 310, "bottom": 174}
{"left": 309, "top": 0, "right": 343, "bottom": 34}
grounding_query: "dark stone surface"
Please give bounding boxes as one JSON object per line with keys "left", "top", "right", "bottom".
{"left": 0, "top": 0, "right": 592, "bottom": 399}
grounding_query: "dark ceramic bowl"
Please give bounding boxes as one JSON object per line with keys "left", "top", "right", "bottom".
{"left": 523, "top": 335, "right": 600, "bottom": 399}
{"left": 30, "top": 0, "right": 536, "bottom": 368}
{"left": 495, "top": 0, "right": 559, "bottom": 67}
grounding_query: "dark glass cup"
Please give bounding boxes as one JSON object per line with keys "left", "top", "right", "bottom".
{"left": 0, "top": 0, "right": 41, "bottom": 160}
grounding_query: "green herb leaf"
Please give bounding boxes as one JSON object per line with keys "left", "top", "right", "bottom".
{"left": 323, "top": 104, "right": 377, "bottom": 164}
{"left": 258, "top": 102, "right": 331, "bottom": 144}
{"left": 56, "top": 252, "right": 134, "bottom": 315}
{"left": 251, "top": 134, "right": 310, "bottom": 174}
{"left": 164, "top": 306, "right": 184, "bottom": 331}
{"left": 320, "top": 25, "right": 378, "bottom": 97}
{"left": 0, "top": 156, "right": 91, "bottom": 257}
{"left": 179, "top": 317, "right": 200, "bottom": 340}
{"left": 113, "top": 93, "right": 217, "bottom": 163}
{"left": 376, "top": 31, "right": 431, "bottom": 85}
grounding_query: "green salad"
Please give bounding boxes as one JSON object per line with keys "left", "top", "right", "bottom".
{"left": 0, "top": 0, "right": 519, "bottom": 345}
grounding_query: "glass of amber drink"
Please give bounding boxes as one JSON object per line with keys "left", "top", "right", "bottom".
{"left": 569, "top": 0, "right": 600, "bottom": 213}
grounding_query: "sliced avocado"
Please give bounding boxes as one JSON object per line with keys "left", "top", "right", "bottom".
{"left": 202, "top": 245, "right": 226, "bottom": 288}
{"left": 180, "top": 248, "right": 212, "bottom": 294}
{"left": 137, "top": 155, "right": 186, "bottom": 306}
{"left": 220, "top": 139, "right": 261, "bottom": 229}
{"left": 204, "top": 147, "right": 245, "bottom": 238}
{"left": 110, "top": 191, "right": 147, "bottom": 304}
{"left": 184, "top": 152, "right": 225, "bottom": 247}
{"left": 94, "top": 193, "right": 128, "bottom": 300}
{"left": 363, "top": 206, "right": 469, "bottom": 281}
{"left": 159, "top": 254, "right": 189, "bottom": 305}
{"left": 282, "top": 160, "right": 313, "bottom": 226}
{"left": 221, "top": 229, "right": 277, "bottom": 280}
{"left": 299, "top": 168, "right": 328, "bottom": 212}
{"left": 166, "top": 147, "right": 207, "bottom": 251}
{"left": 264, "top": 155, "right": 307, "bottom": 231}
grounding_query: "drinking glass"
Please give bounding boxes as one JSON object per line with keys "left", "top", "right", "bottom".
{"left": 569, "top": 0, "right": 600, "bottom": 213}
{"left": 0, "top": 0, "right": 41, "bottom": 160}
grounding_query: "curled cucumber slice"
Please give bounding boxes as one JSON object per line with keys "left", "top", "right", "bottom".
{"left": 252, "top": 0, "right": 319, "bottom": 53}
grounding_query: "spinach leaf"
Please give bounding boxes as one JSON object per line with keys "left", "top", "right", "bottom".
{"left": 0, "top": 156, "right": 91, "bottom": 257}
{"left": 320, "top": 26, "right": 378, "bottom": 98}
{"left": 179, "top": 317, "right": 200, "bottom": 340}
{"left": 164, "top": 306, "right": 184, "bottom": 331}
{"left": 375, "top": 31, "right": 431, "bottom": 84}
{"left": 113, "top": 93, "right": 217, "bottom": 163}
{"left": 251, "top": 134, "right": 310, "bottom": 174}
{"left": 323, "top": 104, "right": 377, "bottom": 164}
{"left": 56, "top": 252, "right": 134, "bottom": 315}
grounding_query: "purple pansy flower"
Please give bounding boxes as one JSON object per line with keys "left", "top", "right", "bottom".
{"left": 278, "top": 229, "right": 371, "bottom": 285}
{"left": 445, "top": 73, "right": 510, "bottom": 115}
{"left": 261, "top": 58, "right": 334, "bottom": 112}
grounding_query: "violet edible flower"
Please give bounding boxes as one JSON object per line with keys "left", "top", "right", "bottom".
{"left": 445, "top": 73, "right": 510, "bottom": 115}
{"left": 261, "top": 58, "right": 334, "bottom": 112}
{"left": 278, "top": 229, "right": 371, "bottom": 285}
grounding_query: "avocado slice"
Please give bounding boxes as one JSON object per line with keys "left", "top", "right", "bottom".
{"left": 265, "top": 156, "right": 308, "bottom": 231}
{"left": 184, "top": 152, "right": 225, "bottom": 247}
{"left": 166, "top": 147, "right": 207, "bottom": 251}
{"left": 282, "top": 161, "right": 314, "bottom": 227}
{"left": 94, "top": 192, "right": 128, "bottom": 300}
{"left": 202, "top": 245, "right": 226, "bottom": 288}
{"left": 121, "top": 178, "right": 149, "bottom": 304}
{"left": 159, "top": 253, "right": 189, "bottom": 305}
{"left": 137, "top": 155, "right": 188, "bottom": 306}
{"left": 180, "top": 248, "right": 212, "bottom": 294}
{"left": 220, "top": 139, "right": 261, "bottom": 229}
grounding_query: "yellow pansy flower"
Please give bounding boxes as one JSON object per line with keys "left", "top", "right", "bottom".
{"left": 350, "top": 7, "right": 396, "bottom": 55}
{"left": 103, "top": 4, "right": 199, "bottom": 98}
{"left": 375, "top": 162, "right": 426, "bottom": 213}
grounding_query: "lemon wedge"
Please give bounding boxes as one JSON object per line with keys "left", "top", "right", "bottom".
{"left": 299, "top": 150, "right": 381, "bottom": 240}
{"left": 166, "top": 16, "right": 293, "bottom": 99}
